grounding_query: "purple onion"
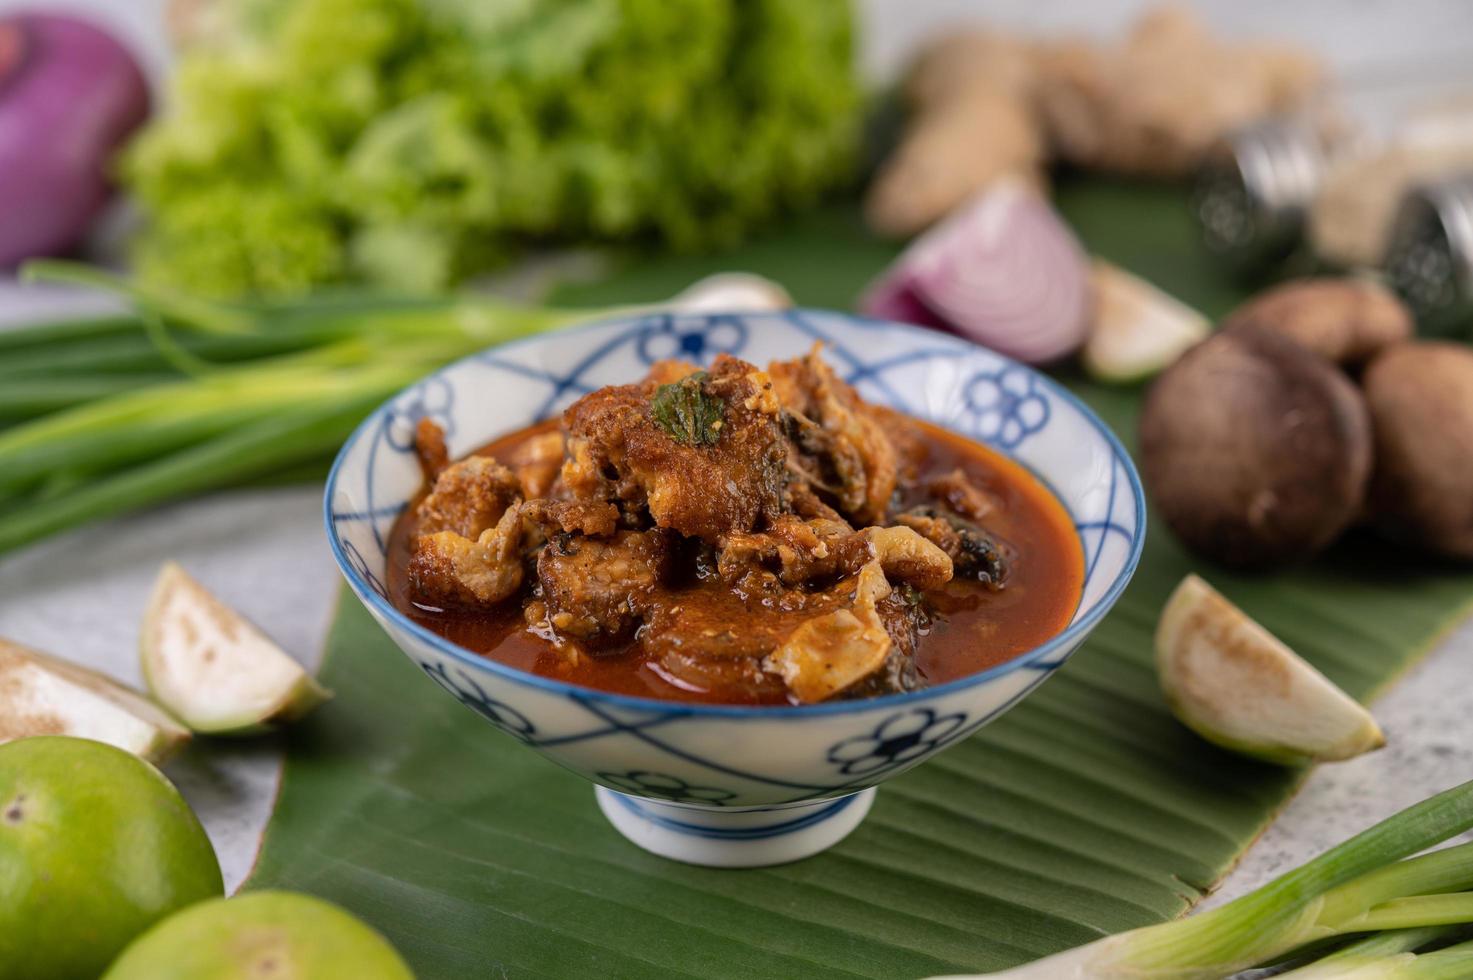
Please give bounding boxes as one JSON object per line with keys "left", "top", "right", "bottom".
{"left": 861, "top": 181, "right": 1090, "bottom": 364}
{"left": 0, "top": 13, "right": 149, "bottom": 267}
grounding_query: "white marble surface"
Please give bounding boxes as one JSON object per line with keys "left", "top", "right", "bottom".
{"left": 4, "top": 0, "right": 1473, "bottom": 915}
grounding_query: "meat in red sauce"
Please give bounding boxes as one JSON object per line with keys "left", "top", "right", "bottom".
{"left": 386, "top": 348, "right": 1082, "bottom": 706}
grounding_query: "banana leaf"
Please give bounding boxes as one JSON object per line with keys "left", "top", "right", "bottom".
{"left": 245, "top": 181, "right": 1473, "bottom": 977}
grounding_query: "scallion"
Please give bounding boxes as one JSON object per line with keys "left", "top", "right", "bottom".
{"left": 0, "top": 264, "right": 610, "bottom": 554}
{"left": 0, "top": 397, "right": 385, "bottom": 553}
{"left": 1275, "top": 928, "right": 1455, "bottom": 979}
{"left": 939, "top": 780, "right": 1473, "bottom": 978}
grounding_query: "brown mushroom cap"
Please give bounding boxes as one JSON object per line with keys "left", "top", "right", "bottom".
{"left": 1220, "top": 278, "right": 1413, "bottom": 366}
{"left": 1140, "top": 324, "right": 1373, "bottom": 569}
{"left": 1363, "top": 342, "right": 1473, "bottom": 559}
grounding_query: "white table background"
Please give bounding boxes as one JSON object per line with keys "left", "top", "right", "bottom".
{"left": 1, "top": 0, "right": 1471, "bottom": 913}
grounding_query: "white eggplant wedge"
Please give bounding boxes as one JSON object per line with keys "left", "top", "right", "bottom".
{"left": 141, "top": 562, "right": 331, "bottom": 735}
{"left": 0, "top": 638, "right": 189, "bottom": 762}
{"left": 1156, "top": 574, "right": 1384, "bottom": 765}
{"left": 668, "top": 271, "right": 793, "bottom": 312}
{"left": 1083, "top": 260, "right": 1209, "bottom": 383}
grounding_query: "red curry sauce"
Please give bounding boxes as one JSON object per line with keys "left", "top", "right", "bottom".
{"left": 387, "top": 416, "right": 1083, "bottom": 705}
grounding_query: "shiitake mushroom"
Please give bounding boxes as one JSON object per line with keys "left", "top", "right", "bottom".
{"left": 1140, "top": 324, "right": 1373, "bottom": 569}
{"left": 1219, "top": 278, "right": 1413, "bottom": 367}
{"left": 1363, "top": 342, "right": 1473, "bottom": 559}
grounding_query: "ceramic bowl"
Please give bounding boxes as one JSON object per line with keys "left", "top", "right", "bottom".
{"left": 325, "top": 309, "right": 1145, "bottom": 867}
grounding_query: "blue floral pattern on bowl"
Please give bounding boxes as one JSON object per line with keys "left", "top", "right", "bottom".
{"left": 828, "top": 708, "right": 968, "bottom": 777}
{"left": 963, "top": 365, "right": 1051, "bottom": 449}
{"left": 325, "top": 309, "right": 1145, "bottom": 863}
{"left": 384, "top": 376, "right": 455, "bottom": 452}
{"left": 420, "top": 661, "right": 537, "bottom": 744}
{"left": 636, "top": 313, "right": 748, "bottom": 365}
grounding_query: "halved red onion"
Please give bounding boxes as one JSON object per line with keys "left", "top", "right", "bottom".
{"left": 860, "top": 180, "right": 1090, "bottom": 363}
{"left": 0, "top": 13, "right": 149, "bottom": 267}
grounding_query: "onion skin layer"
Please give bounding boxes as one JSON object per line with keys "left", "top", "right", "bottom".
{"left": 861, "top": 181, "right": 1090, "bottom": 364}
{"left": 0, "top": 14, "right": 149, "bottom": 267}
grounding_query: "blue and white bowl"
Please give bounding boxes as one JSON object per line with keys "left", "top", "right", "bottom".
{"left": 325, "top": 309, "right": 1145, "bottom": 867}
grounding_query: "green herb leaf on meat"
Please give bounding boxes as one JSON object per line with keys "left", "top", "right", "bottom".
{"left": 650, "top": 372, "right": 724, "bottom": 446}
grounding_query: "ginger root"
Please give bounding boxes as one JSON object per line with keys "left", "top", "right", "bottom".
{"left": 865, "top": 86, "right": 1046, "bottom": 239}
{"left": 865, "top": 6, "right": 1322, "bottom": 238}
{"left": 1034, "top": 7, "right": 1321, "bottom": 178}
{"left": 865, "top": 32, "right": 1047, "bottom": 239}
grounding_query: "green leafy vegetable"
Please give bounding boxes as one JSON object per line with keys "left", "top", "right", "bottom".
{"left": 122, "top": 0, "right": 860, "bottom": 296}
{"left": 650, "top": 371, "right": 725, "bottom": 445}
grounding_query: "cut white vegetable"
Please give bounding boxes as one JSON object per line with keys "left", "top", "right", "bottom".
{"left": 0, "top": 638, "right": 189, "bottom": 762}
{"left": 1082, "top": 260, "right": 1209, "bottom": 383}
{"left": 141, "top": 562, "right": 330, "bottom": 735}
{"left": 669, "top": 272, "right": 793, "bottom": 312}
{"left": 1156, "top": 574, "right": 1384, "bottom": 765}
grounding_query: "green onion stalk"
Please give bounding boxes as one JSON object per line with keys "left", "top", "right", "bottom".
{"left": 933, "top": 780, "right": 1473, "bottom": 979}
{"left": 1275, "top": 927, "right": 1473, "bottom": 979}
{"left": 0, "top": 262, "right": 627, "bottom": 555}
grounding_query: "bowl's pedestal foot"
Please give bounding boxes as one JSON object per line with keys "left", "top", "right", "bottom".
{"left": 595, "top": 786, "right": 875, "bottom": 868}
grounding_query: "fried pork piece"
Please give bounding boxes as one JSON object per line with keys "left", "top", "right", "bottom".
{"left": 769, "top": 346, "right": 899, "bottom": 526}
{"left": 645, "top": 608, "right": 791, "bottom": 703}
{"left": 870, "top": 403, "right": 930, "bottom": 485}
{"left": 717, "top": 517, "right": 953, "bottom": 590}
{"left": 764, "top": 562, "right": 924, "bottom": 703}
{"left": 643, "top": 358, "right": 701, "bottom": 385}
{"left": 927, "top": 468, "right": 998, "bottom": 523}
{"left": 643, "top": 562, "right": 927, "bottom": 703}
{"left": 415, "top": 454, "right": 523, "bottom": 540}
{"left": 521, "top": 498, "right": 620, "bottom": 538}
{"left": 407, "top": 434, "right": 531, "bottom": 605}
{"left": 413, "top": 417, "right": 450, "bottom": 481}
{"left": 560, "top": 354, "right": 787, "bottom": 542}
{"left": 716, "top": 516, "right": 852, "bottom": 586}
{"left": 786, "top": 480, "right": 849, "bottom": 523}
{"left": 864, "top": 526, "right": 956, "bottom": 590}
{"left": 507, "top": 431, "right": 564, "bottom": 499}
{"left": 897, "top": 505, "right": 1009, "bottom": 588}
{"left": 409, "top": 504, "right": 528, "bottom": 607}
{"left": 841, "top": 590, "right": 926, "bottom": 700}
{"left": 534, "top": 529, "right": 676, "bottom": 648}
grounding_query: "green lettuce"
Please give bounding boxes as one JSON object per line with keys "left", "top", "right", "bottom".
{"left": 124, "top": 0, "right": 860, "bottom": 295}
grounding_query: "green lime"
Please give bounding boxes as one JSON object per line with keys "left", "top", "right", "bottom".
{"left": 104, "top": 891, "right": 415, "bottom": 979}
{"left": 0, "top": 736, "right": 223, "bottom": 980}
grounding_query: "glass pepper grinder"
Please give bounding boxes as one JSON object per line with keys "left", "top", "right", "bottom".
{"left": 1193, "top": 117, "right": 1327, "bottom": 274}
{"left": 1384, "top": 172, "right": 1473, "bottom": 339}
{"left": 1193, "top": 62, "right": 1473, "bottom": 280}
